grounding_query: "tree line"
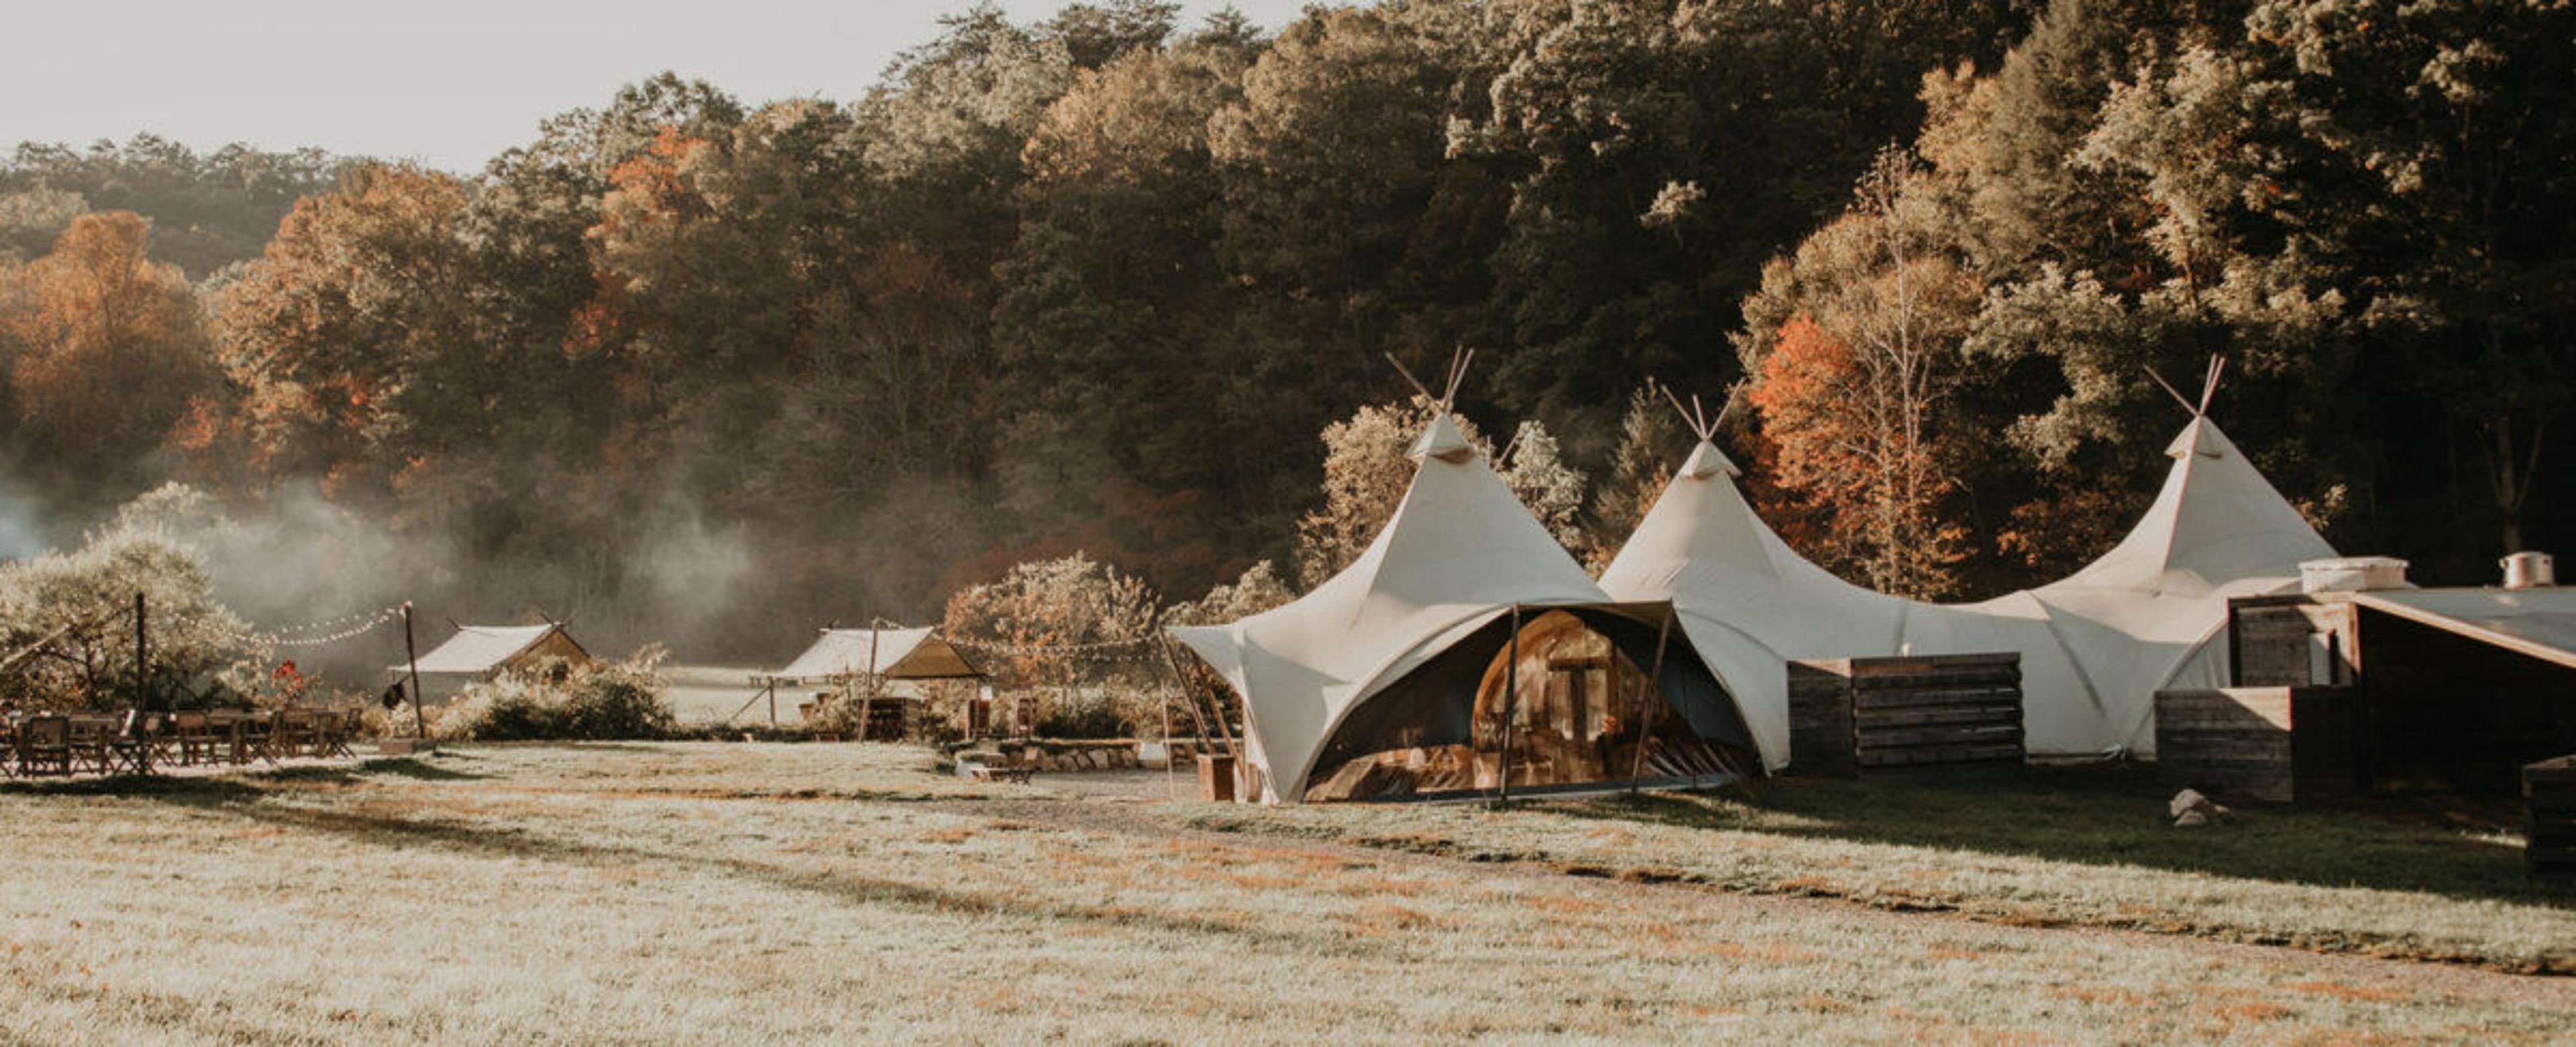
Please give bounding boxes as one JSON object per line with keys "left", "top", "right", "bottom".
{"left": 0, "top": 0, "right": 2566, "bottom": 660}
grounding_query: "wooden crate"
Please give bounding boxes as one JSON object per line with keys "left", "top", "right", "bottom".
{"left": 2229, "top": 598, "right": 2355, "bottom": 687}
{"left": 2154, "top": 687, "right": 2357, "bottom": 804}
{"left": 1787, "top": 661, "right": 1858, "bottom": 777}
{"left": 1197, "top": 753, "right": 1237, "bottom": 802}
{"left": 1789, "top": 654, "right": 2022, "bottom": 776}
{"left": 2529, "top": 755, "right": 2576, "bottom": 875}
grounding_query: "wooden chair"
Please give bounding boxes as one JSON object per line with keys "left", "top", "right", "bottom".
{"left": 311, "top": 708, "right": 354, "bottom": 759}
{"left": 67, "top": 718, "right": 115, "bottom": 775}
{"left": 258, "top": 711, "right": 302, "bottom": 763}
{"left": 103, "top": 711, "right": 155, "bottom": 775}
{"left": 173, "top": 712, "right": 216, "bottom": 766}
{"left": 226, "top": 714, "right": 264, "bottom": 766}
{"left": 140, "top": 712, "right": 178, "bottom": 767}
{"left": 15, "top": 715, "right": 71, "bottom": 777}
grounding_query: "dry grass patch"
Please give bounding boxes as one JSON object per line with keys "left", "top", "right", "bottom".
{"left": 1183, "top": 765, "right": 2576, "bottom": 973}
{"left": 0, "top": 745, "right": 2565, "bottom": 1044}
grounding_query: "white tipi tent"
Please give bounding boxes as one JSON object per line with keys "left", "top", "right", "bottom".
{"left": 1601, "top": 370, "right": 2335, "bottom": 763}
{"left": 1945, "top": 413, "right": 2335, "bottom": 754}
{"left": 1595, "top": 425, "right": 1904, "bottom": 769}
{"left": 1169, "top": 410, "right": 1616, "bottom": 802}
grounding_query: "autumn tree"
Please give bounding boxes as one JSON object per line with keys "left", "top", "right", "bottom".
{"left": 1495, "top": 419, "right": 1589, "bottom": 550}
{"left": 2076, "top": 0, "right": 2576, "bottom": 557}
{"left": 211, "top": 163, "right": 474, "bottom": 500}
{"left": 991, "top": 36, "right": 1250, "bottom": 533}
{"left": 1741, "top": 151, "right": 1979, "bottom": 598}
{"left": 0, "top": 211, "right": 216, "bottom": 514}
{"left": 1166, "top": 559, "right": 1294, "bottom": 626}
{"left": 0, "top": 522, "right": 259, "bottom": 711}
{"left": 941, "top": 551, "right": 1161, "bottom": 687}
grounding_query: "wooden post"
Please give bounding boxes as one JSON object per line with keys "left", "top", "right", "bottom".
{"left": 859, "top": 624, "right": 882, "bottom": 743}
{"left": 1496, "top": 604, "right": 1521, "bottom": 806}
{"left": 1157, "top": 640, "right": 1210, "bottom": 742}
{"left": 133, "top": 592, "right": 148, "bottom": 712}
{"left": 1628, "top": 605, "right": 1675, "bottom": 795}
{"left": 1160, "top": 650, "right": 1176, "bottom": 801}
{"left": 402, "top": 603, "right": 425, "bottom": 740}
{"left": 767, "top": 677, "right": 777, "bottom": 726}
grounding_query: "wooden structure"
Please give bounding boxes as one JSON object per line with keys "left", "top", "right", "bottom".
{"left": 2153, "top": 687, "right": 2359, "bottom": 803}
{"left": 1197, "top": 753, "right": 1237, "bottom": 802}
{"left": 390, "top": 622, "right": 593, "bottom": 702}
{"left": 2222, "top": 588, "right": 2576, "bottom": 795}
{"left": 1786, "top": 653, "right": 2023, "bottom": 775}
{"left": 2528, "top": 755, "right": 2576, "bottom": 875}
{"left": 759, "top": 624, "right": 991, "bottom": 739}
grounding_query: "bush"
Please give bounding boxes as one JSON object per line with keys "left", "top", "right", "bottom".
{"left": 1034, "top": 691, "right": 1130, "bottom": 739}
{"left": 434, "top": 647, "right": 676, "bottom": 742}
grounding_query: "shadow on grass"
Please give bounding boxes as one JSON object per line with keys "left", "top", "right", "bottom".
{"left": 356, "top": 757, "right": 486, "bottom": 781}
{"left": 0, "top": 773, "right": 264, "bottom": 807}
{"left": 1548, "top": 764, "right": 2573, "bottom": 908}
{"left": 0, "top": 756, "right": 484, "bottom": 804}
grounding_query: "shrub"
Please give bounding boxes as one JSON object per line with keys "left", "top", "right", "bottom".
{"left": 434, "top": 647, "right": 676, "bottom": 742}
{"left": 1035, "top": 691, "right": 1130, "bottom": 739}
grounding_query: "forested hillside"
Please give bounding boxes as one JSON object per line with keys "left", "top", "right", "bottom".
{"left": 0, "top": 135, "right": 346, "bottom": 276}
{"left": 0, "top": 0, "right": 2566, "bottom": 659}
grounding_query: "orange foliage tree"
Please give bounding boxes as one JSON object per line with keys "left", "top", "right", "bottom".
{"left": 1741, "top": 149, "right": 1977, "bottom": 598}
{"left": 0, "top": 211, "right": 216, "bottom": 510}
{"left": 211, "top": 162, "right": 472, "bottom": 498}
{"left": 1750, "top": 313, "right": 1967, "bottom": 598}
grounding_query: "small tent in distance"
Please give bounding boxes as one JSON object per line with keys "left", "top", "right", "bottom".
{"left": 393, "top": 622, "right": 593, "bottom": 702}
{"left": 765, "top": 625, "right": 986, "bottom": 684}
{"left": 756, "top": 624, "right": 989, "bottom": 737}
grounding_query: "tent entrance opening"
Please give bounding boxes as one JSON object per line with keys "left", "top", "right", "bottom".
{"left": 1304, "top": 608, "right": 1745, "bottom": 802}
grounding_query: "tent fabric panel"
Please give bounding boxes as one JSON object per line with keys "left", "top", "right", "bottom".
{"left": 405, "top": 624, "right": 566, "bottom": 675}
{"left": 774, "top": 626, "right": 988, "bottom": 681}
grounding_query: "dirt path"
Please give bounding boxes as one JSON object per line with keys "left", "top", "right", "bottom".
{"left": 935, "top": 791, "right": 2576, "bottom": 1012}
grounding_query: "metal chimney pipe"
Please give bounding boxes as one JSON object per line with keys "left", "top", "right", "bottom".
{"left": 2502, "top": 551, "right": 2556, "bottom": 590}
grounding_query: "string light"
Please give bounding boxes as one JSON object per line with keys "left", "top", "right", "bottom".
{"left": 214, "top": 604, "right": 407, "bottom": 650}
{"left": 939, "top": 632, "right": 1164, "bottom": 664}
{"left": 259, "top": 609, "right": 402, "bottom": 649}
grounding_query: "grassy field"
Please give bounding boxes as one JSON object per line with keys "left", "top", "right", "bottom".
{"left": 1191, "top": 765, "right": 2576, "bottom": 974}
{"left": 1, "top": 745, "right": 2569, "bottom": 1044}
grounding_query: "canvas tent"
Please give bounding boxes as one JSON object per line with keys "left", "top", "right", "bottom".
{"left": 392, "top": 622, "right": 593, "bottom": 700}
{"left": 768, "top": 626, "right": 986, "bottom": 683}
{"left": 1170, "top": 409, "right": 1758, "bottom": 804}
{"left": 1601, "top": 394, "right": 2334, "bottom": 765}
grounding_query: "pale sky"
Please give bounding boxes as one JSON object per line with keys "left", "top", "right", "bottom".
{"left": 3, "top": 1, "right": 1311, "bottom": 172}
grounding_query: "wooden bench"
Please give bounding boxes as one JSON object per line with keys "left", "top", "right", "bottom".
{"left": 963, "top": 752, "right": 1036, "bottom": 784}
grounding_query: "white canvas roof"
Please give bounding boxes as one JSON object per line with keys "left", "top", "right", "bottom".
{"left": 772, "top": 626, "right": 984, "bottom": 681}
{"left": 402, "top": 623, "right": 578, "bottom": 676}
{"left": 1169, "top": 413, "right": 1617, "bottom": 804}
{"left": 1601, "top": 414, "right": 2334, "bottom": 762}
